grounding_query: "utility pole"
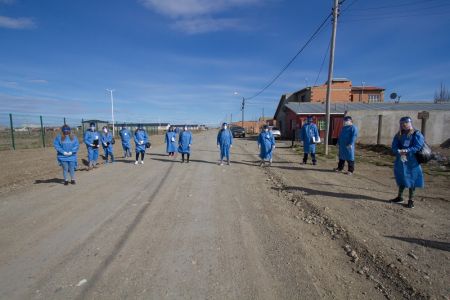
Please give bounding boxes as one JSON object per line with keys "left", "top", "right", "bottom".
{"left": 241, "top": 97, "right": 245, "bottom": 128}
{"left": 106, "top": 89, "right": 115, "bottom": 137}
{"left": 324, "top": 0, "right": 339, "bottom": 155}
{"left": 262, "top": 107, "right": 265, "bottom": 121}
{"left": 231, "top": 113, "right": 233, "bottom": 125}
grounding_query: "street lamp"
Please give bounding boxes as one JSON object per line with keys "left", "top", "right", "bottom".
{"left": 106, "top": 89, "right": 115, "bottom": 136}
{"left": 234, "top": 91, "right": 245, "bottom": 128}
{"left": 360, "top": 81, "right": 365, "bottom": 102}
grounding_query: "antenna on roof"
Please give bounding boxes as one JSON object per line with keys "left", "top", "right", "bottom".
{"left": 390, "top": 92, "right": 401, "bottom": 103}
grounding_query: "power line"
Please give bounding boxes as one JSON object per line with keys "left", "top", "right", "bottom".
{"left": 314, "top": 39, "right": 331, "bottom": 87}
{"left": 340, "top": 9, "right": 450, "bottom": 22}
{"left": 244, "top": 12, "right": 332, "bottom": 101}
{"left": 346, "top": 0, "right": 446, "bottom": 11}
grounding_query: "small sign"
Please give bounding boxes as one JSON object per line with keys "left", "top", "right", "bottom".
{"left": 418, "top": 111, "right": 429, "bottom": 120}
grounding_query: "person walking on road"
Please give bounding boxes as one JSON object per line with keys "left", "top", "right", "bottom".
{"left": 334, "top": 116, "right": 358, "bottom": 175}
{"left": 258, "top": 124, "right": 276, "bottom": 167}
{"left": 300, "top": 115, "right": 320, "bottom": 165}
{"left": 119, "top": 125, "right": 132, "bottom": 158}
{"left": 390, "top": 116, "right": 425, "bottom": 208}
{"left": 54, "top": 124, "right": 79, "bottom": 185}
{"left": 101, "top": 126, "right": 115, "bottom": 164}
{"left": 165, "top": 126, "right": 177, "bottom": 157}
{"left": 84, "top": 122, "right": 100, "bottom": 170}
{"left": 217, "top": 122, "right": 233, "bottom": 166}
{"left": 178, "top": 125, "right": 192, "bottom": 163}
{"left": 134, "top": 124, "right": 149, "bottom": 165}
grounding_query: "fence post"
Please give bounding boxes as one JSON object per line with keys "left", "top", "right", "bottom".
{"left": 9, "top": 113, "right": 15, "bottom": 150}
{"left": 376, "top": 114, "right": 383, "bottom": 145}
{"left": 40, "top": 115, "right": 45, "bottom": 148}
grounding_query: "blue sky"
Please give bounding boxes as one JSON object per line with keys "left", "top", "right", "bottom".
{"left": 1, "top": 0, "right": 449, "bottom": 125}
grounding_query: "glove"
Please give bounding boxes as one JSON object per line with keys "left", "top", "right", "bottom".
{"left": 63, "top": 151, "right": 72, "bottom": 156}
{"left": 140, "top": 141, "right": 144, "bottom": 145}
{"left": 217, "top": 144, "right": 220, "bottom": 148}
{"left": 230, "top": 144, "right": 233, "bottom": 148}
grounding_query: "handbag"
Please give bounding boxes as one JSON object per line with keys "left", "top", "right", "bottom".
{"left": 413, "top": 131, "right": 433, "bottom": 164}
{"left": 145, "top": 142, "right": 151, "bottom": 148}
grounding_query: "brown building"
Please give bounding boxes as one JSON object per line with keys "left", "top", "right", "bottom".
{"left": 287, "top": 78, "right": 385, "bottom": 104}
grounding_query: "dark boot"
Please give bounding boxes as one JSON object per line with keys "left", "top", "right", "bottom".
{"left": 390, "top": 196, "right": 404, "bottom": 203}
{"left": 406, "top": 200, "right": 414, "bottom": 208}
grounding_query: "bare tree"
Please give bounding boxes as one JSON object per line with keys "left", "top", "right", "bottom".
{"left": 434, "top": 82, "right": 450, "bottom": 103}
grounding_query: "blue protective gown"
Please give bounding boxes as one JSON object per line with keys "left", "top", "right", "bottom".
{"left": 338, "top": 125, "right": 358, "bottom": 161}
{"left": 217, "top": 129, "right": 233, "bottom": 160}
{"left": 391, "top": 131, "right": 425, "bottom": 188}
{"left": 84, "top": 130, "right": 100, "bottom": 162}
{"left": 178, "top": 131, "right": 193, "bottom": 154}
{"left": 300, "top": 123, "right": 319, "bottom": 154}
{"left": 101, "top": 132, "right": 114, "bottom": 154}
{"left": 134, "top": 129, "right": 149, "bottom": 153}
{"left": 119, "top": 129, "right": 132, "bottom": 150}
{"left": 53, "top": 134, "right": 79, "bottom": 166}
{"left": 258, "top": 131, "right": 275, "bottom": 160}
{"left": 165, "top": 131, "right": 177, "bottom": 153}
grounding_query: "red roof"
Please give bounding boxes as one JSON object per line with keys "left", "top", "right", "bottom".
{"left": 351, "top": 86, "right": 385, "bottom": 91}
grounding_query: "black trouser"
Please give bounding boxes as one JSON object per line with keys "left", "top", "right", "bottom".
{"left": 338, "top": 159, "right": 354, "bottom": 172}
{"left": 303, "top": 153, "right": 316, "bottom": 163}
{"left": 182, "top": 153, "right": 190, "bottom": 162}
{"left": 136, "top": 152, "right": 145, "bottom": 161}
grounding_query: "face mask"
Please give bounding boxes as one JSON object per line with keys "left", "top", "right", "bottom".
{"left": 103, "top": 129, "right": 108, "bottom": 133}
{"left": 90, "top": 126, "right": 95, "bottom": 131}
{"left": 224, "top": 126, "right": 228, "bottom": 130}
{"left": 401, "top": 122, "right": 412, "bottom": 130}
{"left": 264, "top": 128, "right": 269, "bottom": 132}
{"left": 184, "top": 128, "right": 188, "bottom": 131}
{"left": 344, "top": 121, "right": 352, "bottom": 126}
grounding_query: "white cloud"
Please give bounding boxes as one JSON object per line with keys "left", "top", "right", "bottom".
{"left": 0, "top": 16, "right": 35, "bottom": 29}
{"left": 139, "top": 0, "right": 263, "bottom": 33}
{"left": 172, "top": 17, "right": 247, "bottom": 34}
{"left": 28, "top": 79, "right": 48, "bottom": 84}
{"left": 139, "top": 0, "right": 260, "bottom": 18}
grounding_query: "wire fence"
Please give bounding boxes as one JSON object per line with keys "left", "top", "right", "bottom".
{"left": 0, "top": 113, "right": 185, "bottom": 151}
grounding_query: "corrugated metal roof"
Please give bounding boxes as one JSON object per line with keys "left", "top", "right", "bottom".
{"left": 284, "top": 102, "right": 450, "bottom": 114}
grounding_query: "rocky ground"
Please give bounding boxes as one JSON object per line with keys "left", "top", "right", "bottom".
{"left": 0, "top": 131, "right": 448, "bottom": 299}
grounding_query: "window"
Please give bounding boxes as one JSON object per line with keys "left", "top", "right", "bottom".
{"left": 301, "top": 95, "right": 306, "bottom": 102}
{"left": 368, "top": 94, "right": 380, "bottom": 102}
{"left": 318, "top": 119, "right": 326, "bottom": 130}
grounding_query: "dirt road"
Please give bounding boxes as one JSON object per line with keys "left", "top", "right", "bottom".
{"left": 0, "top": 131, "right": 447, "bottom": 299}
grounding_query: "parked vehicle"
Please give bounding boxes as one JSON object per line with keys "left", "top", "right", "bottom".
{"left": 231, "top": 126, "right": 246, "bottom": 138}
{"left": 270, "top": 126, "right": 281, "bottom": 139}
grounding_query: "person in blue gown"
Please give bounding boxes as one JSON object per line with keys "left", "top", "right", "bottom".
{"left": 134, "top": 124, "right": 149, "bottom": 165}
{"left": 300, "top": 115, "right": 320, "bottom": 165}
{"left": 390, "top": 116, "right": 425, "bottom": 208}
{"left": 258, "top": 124, "right": 276, "bottom": 167}
{"left": 101, "top": 126, "right": 114, "bottom": 164}
{"left": 165, "top": 126, "right": 177, "bottom": 157}
{"left": 54, "top": 125, "right": 79, "bottom": 185}
{"left": 217, "top": 122, "right": 233, "bottom": 165}
{"left": 84, "top": 122, "right": 100, "bottom": 170}
{"left": 119, "top": 125, "right": 132, "bottom": 158}
{"left": 334, "top": 116, "right": 358, "bottom": 175}
{"left": 178, "top": 125, "right": 193, "bottom": 163}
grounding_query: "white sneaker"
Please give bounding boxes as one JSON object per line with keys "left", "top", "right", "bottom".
{"left": 135, "top": 161, "right": 138, "bottom": 165}
{"left": 140, "top": 161, "right": 144, "bottom": 165}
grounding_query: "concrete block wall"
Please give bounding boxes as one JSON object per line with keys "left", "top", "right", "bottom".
{"left": 349, "top": 110, "right": 450, "bottom": 146}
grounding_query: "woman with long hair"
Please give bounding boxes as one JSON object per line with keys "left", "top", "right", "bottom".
{"left": 390, "top": 116, "right": 425, "bottom": 208}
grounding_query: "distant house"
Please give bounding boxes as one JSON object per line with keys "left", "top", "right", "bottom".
{"left": 82, "top": 119, "right": 110, "bottom": 131}
{"left": 274, "top": 102, "right": 450, "bottom": 145}
{"left": 281, "top": 78, "right": 385, "bottom": 104}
